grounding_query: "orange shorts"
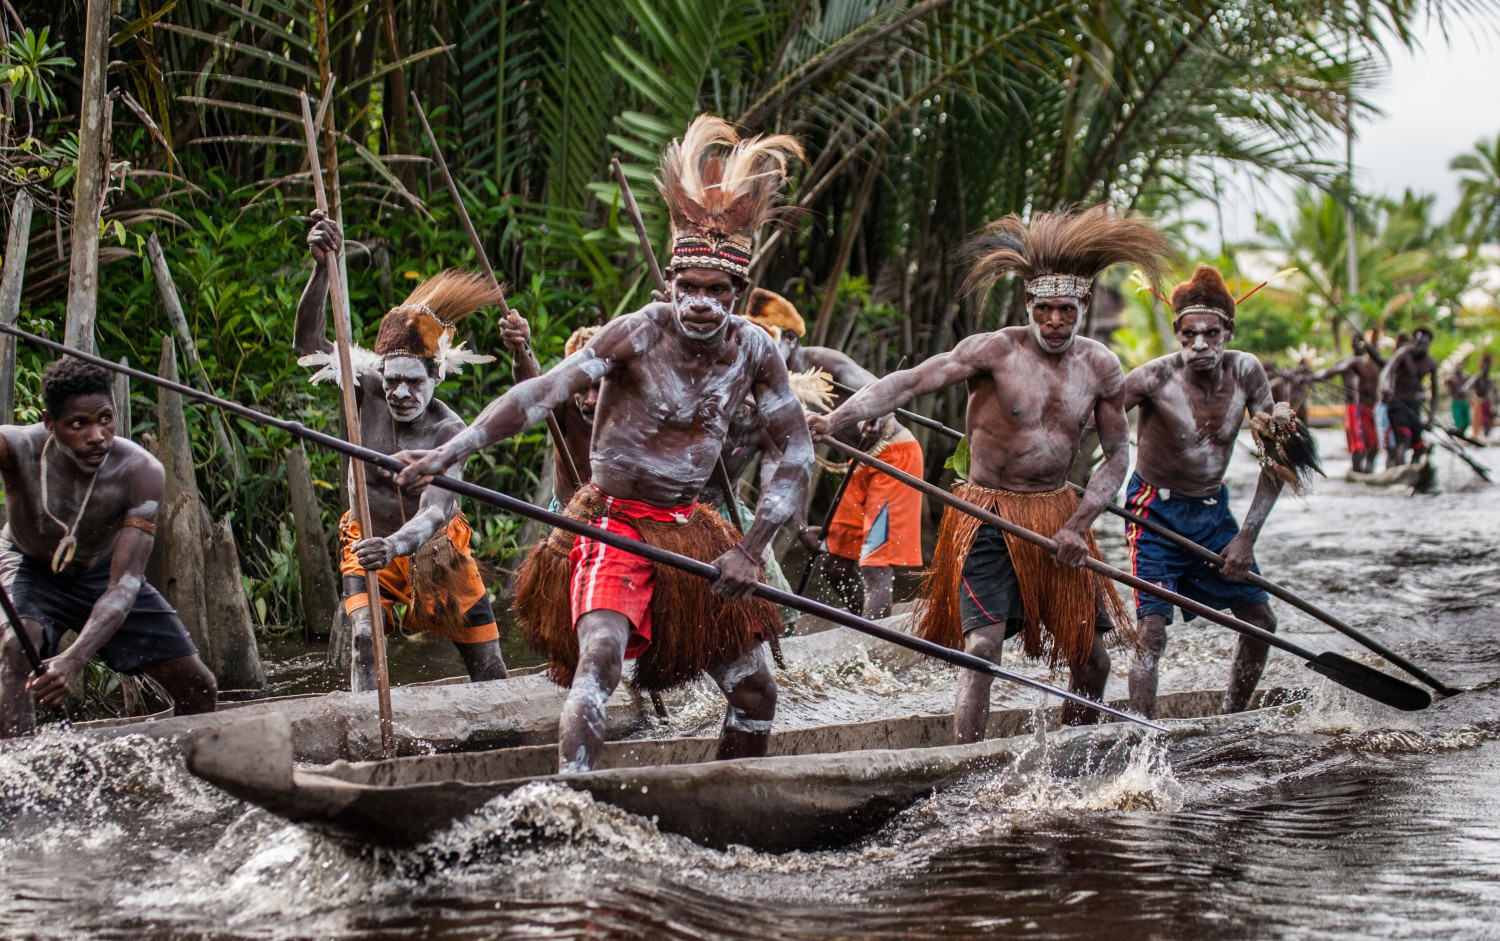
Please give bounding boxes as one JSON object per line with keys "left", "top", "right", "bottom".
{"left": 825, "top": 438, "right": 925, "bottom": 567}
{"left": 339, "top": 511, "right": 499, "bottom": 644}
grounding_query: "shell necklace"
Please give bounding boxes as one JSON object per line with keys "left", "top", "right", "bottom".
{"left": 39, "top": 435, "right": 107, "bottom": 573}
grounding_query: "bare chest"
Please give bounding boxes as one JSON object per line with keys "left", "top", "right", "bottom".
{"left": 1149, "top": 375, "right": 1247, "bottom": 447}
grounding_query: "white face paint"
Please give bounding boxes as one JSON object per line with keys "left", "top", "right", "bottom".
{"left": 382, "top": 355, "right": 437, "bottom": 423}
{"left": 675, "top": 292, "right": 732, "bottom": 341}
{"left": 1027, "top": 297, "right": 1087, "bottom": 354}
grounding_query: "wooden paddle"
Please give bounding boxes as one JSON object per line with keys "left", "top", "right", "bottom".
{"left": 0, "top": 323, "right": 1167, "bottom": 734}
{"left": 817, "top": 434, "right": 1432, "bottom": 713}
{"left": 299, "top": 92, "right": 395, "bottom": 756}
{"left": 1065, "top": 481, "right": 1463, "bottom": 697}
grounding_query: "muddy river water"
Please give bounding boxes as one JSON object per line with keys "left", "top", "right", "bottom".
{"left": 2, "top": 431, "right": 1498, "bottom": 939}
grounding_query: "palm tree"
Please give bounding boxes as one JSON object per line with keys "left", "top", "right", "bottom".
{"left": 1451, "top": 133, "right": 1500, "bottom": 249}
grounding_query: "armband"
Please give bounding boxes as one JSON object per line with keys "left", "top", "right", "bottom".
{"left": 122, "top": 515, "right": 157, "bottom": 536}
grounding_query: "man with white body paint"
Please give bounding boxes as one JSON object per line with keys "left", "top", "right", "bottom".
{"left": 398, "top": 116, "right": 812, "bottom": 772}
{"left": 1, "top": 359, "right": 217, "bottom": 736}
{"left": 810, "top": 207, "right": 1171, "bottom": 741}
{"left": 1121, "top": 265, "right": 1286, "bottom": 718}
{"left": 295, "top": 215, "right": 508, "bottom": 690}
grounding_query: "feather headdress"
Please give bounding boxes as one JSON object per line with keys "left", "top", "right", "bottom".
{"left": 1171, "top": 264, "right": 1237, "bottom": 324}
{"left": 960, "top": 205, "right": 1174, "bottom": 300}
{"left": 746, "top": 288, "right": 806, "bottom": 338}
{"left": 564, "top": 324, "right": 603, "bottom": 357}
{"left": 300, "top": 270, "right": 499, "bottom": 385}
{"left": 657, "top": 115, "right": 804, "bottom": 280}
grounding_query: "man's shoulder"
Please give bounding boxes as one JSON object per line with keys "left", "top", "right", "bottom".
{"left": 1226, "top": 350, "right": 1268, "bottom": 379}
{"left": 426, "top": 402, "right": 468, "bottom": 441}
{"left": 953, "top": 327, "right": 1017, "bottom": 362}
{"left": 111, "top": 438, "right": 165, "bottom": 480}
{"left": 1130, "top": 352, "right": 1180, "bottom": 388}
{"left": 1072, "top": 335, "right": 1124, "bottom": 373}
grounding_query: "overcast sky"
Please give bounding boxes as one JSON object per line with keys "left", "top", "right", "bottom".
{"left": 1194, "top": 11, "right": 1500, "bottom": 249}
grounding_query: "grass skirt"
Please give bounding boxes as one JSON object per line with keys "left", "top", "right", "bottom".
{"left": 512, "top": 486, "right": 780, "bottom": 692}
{"left": 913, "top": 482, "right": 1134, "bottom": 668}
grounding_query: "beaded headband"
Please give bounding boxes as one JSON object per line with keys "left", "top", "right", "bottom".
{"left": 1024, "top": 274, "right": 1093, "bottom": 298}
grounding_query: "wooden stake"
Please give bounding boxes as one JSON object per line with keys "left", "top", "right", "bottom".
{"left": 300, "top": 91, "right": 395, "bottom": 758}
{"left": 409, "top": 94, "right": 583, "bottom": 490}
{"left": 64, "top": 0, "right": 110, "bottom": 353}
{"left": 0, "top": 191, "right": 33, "bottom": 422}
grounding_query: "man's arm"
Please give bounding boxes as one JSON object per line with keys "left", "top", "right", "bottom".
{"left": 28, "top": 462, "right": 163, "bottom": 707}
{"left": 811, "top": 338, "right": 986, "bottom": 436}
{"left": 1378, "top": 348, "right": 1408, "bottom": 401}
{"left": 1055, "top": 356, "right": 1128, "bottom": 567}
{"left": 395, "top": 316, "right": 644, "bottom": 486}
{"left": 294, "top": 213, "right": 339, "bottom": 357}
{"left": 1221, "top": 360, "right": 1282, "bottom": 580}
{"left": 1121, "top": 360, "right": 1162, "bottom": 412}
{"left": 713, "top": 344, "right": 815, "bottom": 598}
{"left": 799, "top": 346, "right": 879, "bottom": 390}
{"left": 1425, "top": 359, "right": 1440, "bottom": 426}
{"left": 498, "top": 312, "right": 585, "bottom": 441}
{"left": 354, "top": 437, "right": 464, "bottom": 570}
{"left": 1311, "top": 356, "right": 1355, "bottom": 383}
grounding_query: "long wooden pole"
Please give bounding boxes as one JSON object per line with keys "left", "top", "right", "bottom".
{"left": 0, "top": 191, "right": 33, "bottom": 422}
{"left": 63, "top": 0, "right": 109, "bottom": 353}
{"left": 410, "top": 94, "right": 582, "bottom": 490}
{"left": 299, "top": 92, "right": 394, "bottom": 757}
{"left": 0, "top": 319, "right": 1170, "bottom": 734}
{"left": 817, "top": 434, "right": 1432, "bottom": 712}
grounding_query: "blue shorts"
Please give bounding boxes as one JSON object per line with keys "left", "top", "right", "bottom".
{"left": 1124, "top": 473, "right": 1268, "bottom": 622}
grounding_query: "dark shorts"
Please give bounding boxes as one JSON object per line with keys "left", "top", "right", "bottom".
{"left": 1124, "top": 473, "right": 1269, "bottom": 622}
{"left": 9, "top": 553, "right": 197, "bottom": 674}
{"left": 1388, "top": 398, "right": 1427, "bottom": 451}
{"left": 959, "top": 524, "right": 1113, "bottom": 636}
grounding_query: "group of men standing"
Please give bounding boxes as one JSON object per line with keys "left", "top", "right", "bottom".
{"left": 3, "top": 114, "right": 1314, "bottom": 770}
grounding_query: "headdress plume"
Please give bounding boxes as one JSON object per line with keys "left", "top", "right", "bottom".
{"left": 959, "top": 205, "right": 1174, "bottom": 300}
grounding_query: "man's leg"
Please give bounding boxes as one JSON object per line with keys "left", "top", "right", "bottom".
{"left": 342, "top": 575, "right": 378, "bottom": 693}
{"left": 1224, "top": 602, "right": 1277, "bottom": 713}
{"left": 858, "top": 565, "right": 894, "bottom": 620}
{"left": 1128, "top": 613, "right": 1170, "bottom": 718}
{"left": 0, "top": 618, "right": 44, "bottom": 737}
{"left": 955, "top": 620, "right": 1010, "bottom": 744}
{"left": 455, "top": 640, "right": 508, "bottom": 682}
{"left": 820, "top": 554, "right": 863, "bottom": 613}
{"left": 708, "top": 644, "right": 777, "bottom": 760}
{"left": 1063, "top": 629, "right": 1112, "bottom": 726}
{"left": 557, "top": 610, "right": 631, "bottom": 773}
{"left": 140, "top": 654, "right": 218, "bottom": 715}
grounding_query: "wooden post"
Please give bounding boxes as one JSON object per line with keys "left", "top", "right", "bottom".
{"left": 300, "top": 91, "right": 394, "bottom": 757}
{"left": 286, "top": 443, "right": 340, "bottom": 641}
{"left": 113, "top": 357, "right": 130, "bottom": 439}
{"left": 64, "top": 0, "right": 111, "bottom": 353}
{"left": 145, "top": 232, "right": 237, "bottom": 476}
{"left": 0, "top": 191, "right": 33, "bottom": 422}
{"left": 203, "top": 511, "right": 266, "bottom": 690}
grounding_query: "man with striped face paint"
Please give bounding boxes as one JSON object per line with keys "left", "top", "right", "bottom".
{"left": 396, "top": 116, "right": 812, "bottom": 773}
{"left": 1122, "top": 265, "right": 1302, "bottom": 718}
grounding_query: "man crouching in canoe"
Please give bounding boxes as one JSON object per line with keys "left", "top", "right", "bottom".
{"left": 1, "top": 359, "right": 217, "bottom": 735}
{"left": 398, "top": 115, "right": 812, "bottom": 772}
{"left": 296, "top": 216, "right": 508, "bottom": 689}
{"left": 1123, "top": 266, "right": 1319, "bottom": 718}
{"left": 810, "top": 207, "right": 1173, "bottom": 740}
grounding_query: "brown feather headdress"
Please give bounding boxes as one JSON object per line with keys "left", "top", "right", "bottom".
{"left": 1170, "top": 264, "right": 1236, "bottom": 325}
{"left": 746, "top": 287, "right": 806, "bottom": 337}
{"left": 372, "top": 270, "right": 501, "bottom": 379}
{"left": 960, "top": 205, "right": 1174, "bottom": 300}
{"left": 657, "top": 115, "right": 804, "bottom": 280}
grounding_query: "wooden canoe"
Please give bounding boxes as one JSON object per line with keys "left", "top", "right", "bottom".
{"left": 188, "top": 686, "right": 1305, "bottom": 854}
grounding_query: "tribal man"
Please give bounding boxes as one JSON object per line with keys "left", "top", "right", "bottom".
{"left": 1312, "top": 332, "right": 1385, "bottom": 473}
{"left": 1470, "top": 351, "right": 1494, "bottom": 439}
{"left": 1380, "top": 325, "right": 1437, "bottom": 467}
{"left": 809, "top": 206, "right": 1172, "bottom": 740}
{"left": 296, "top": 216, "right": 507, "bottom": 689}
{"left": 745, "top": 290, "right": 924, "bottom": 620}
{"left": 1122, "top": 265, "right": 1320, "bottom": 718}
{"left": 397, "top": 115, "right": 812, "bottom": 772}
{"left": 1, "top": 359, "right": 217, "bottom": 736}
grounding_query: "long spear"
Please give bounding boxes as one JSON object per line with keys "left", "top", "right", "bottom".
{"left": 299, "top": 92, "right": 394, "bottom": 757}
{"left": 0, "top": 322, "right": 1166, "bottom": 734}
{"left": 410, "top": 94, "right": 583, "bottom": 491}
{"left": 816, "top": 434, "right": 1432, "bottom": 712}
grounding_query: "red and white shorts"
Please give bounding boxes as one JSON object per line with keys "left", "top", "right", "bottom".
{"left": 569, "top": 493, "right": 697, "bottom": 659}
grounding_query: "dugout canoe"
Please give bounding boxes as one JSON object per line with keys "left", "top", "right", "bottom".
{"left": 188, "top": 686, "right": 1306, "bottom": 853}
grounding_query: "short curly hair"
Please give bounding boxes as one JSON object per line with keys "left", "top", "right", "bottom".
{"left": 41, "top": 357, "right": 113, "bottom": 417}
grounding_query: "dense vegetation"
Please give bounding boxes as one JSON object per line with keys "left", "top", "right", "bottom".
{"left": 2, "top": 0, "right": 1497, "bottom": 632}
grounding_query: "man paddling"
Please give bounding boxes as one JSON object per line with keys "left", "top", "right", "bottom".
{"left": 1380, "top": 325, "right": 1437, "bottom": 467}
{"left": 1, "top": 359, "right": 217, "bottom": 736}
{"left": 398, "top": 115, "right": 812, "bottom": 772}
{"left": 296, "top": 216, "right": 507, "bottom": 688}
{"left": 810, "top": 206, "right": 1172, "bottom": 739}
{"left": 745, "top": 290, "right": 924, "bottom": 620}
{"left": 1122, "top": 266, "right": 1318, "bottom": 718}
{"left": 1313, "top": 333, "right": 1384, "bottom": 473}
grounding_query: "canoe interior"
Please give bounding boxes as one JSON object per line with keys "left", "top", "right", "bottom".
{"left": 311, "top": 686, "right": 1302, "bottom": 790}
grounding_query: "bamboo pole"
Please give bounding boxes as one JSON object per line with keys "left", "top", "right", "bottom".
{"left": 410, "top": 93, "right": 583, "bottom": 490}
{"left": 300, "top": 91, "right": 394, "bottom": 757}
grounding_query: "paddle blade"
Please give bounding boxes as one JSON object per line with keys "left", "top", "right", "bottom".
{"left": 1306, "top": 653, "right": 1432, "bottom": 711}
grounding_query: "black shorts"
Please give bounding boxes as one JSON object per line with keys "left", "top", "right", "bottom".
{"left": 958, "top": 524, "right": 1113, "bottom": 637}
{"left": 9, "top": 552, "right": 198, "bottom": 674}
